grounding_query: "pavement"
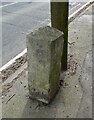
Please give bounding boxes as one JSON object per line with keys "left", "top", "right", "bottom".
{"left": 1, "top": 5, "right": 93, "bottom": 118}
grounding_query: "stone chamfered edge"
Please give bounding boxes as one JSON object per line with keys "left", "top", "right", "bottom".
{"left": 0, "top": 0, "right": 93, "bottom": 82}
{"left": 27, "top": 26, "right": 64, "bottom": 104}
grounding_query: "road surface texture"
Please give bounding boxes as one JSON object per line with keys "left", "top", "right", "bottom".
{"left": 0, "top": 2, "right": 86, "bottom": 67}
{"left": 1, "top": 5, "right": 92, "bottom": 118}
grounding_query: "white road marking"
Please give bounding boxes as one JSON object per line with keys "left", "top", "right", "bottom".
{"left": 70, "top": 3, "right": 81, "bottom": 11}
{"left": 0, "top": 2, "right": 18, "bottom": 8}
{"left": 0, "top": 48, "right": 27, "bottom": 72}
{"left": 71, "top": 2, "right": 77, "bottom": 6}
{"left": 69, "top": 0, "right": 94, "bottom": 24}
{"left": 0, "top": 0, "right": 94, "bottom": 73}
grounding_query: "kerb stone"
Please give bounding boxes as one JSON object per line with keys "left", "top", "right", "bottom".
{"left": 27, "top": 26, "right": 64, "bottom": 104}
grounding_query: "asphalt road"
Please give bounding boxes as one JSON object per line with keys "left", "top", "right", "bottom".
{"left": 0, "top": 2, "right": 86, "bottom": 67}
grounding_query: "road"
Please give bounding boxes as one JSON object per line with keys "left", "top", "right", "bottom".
{"left": 0, "top": 2, "right": 86, "bottom": 67}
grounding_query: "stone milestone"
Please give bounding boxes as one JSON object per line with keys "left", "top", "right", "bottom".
{"left": 27, "top": 26, "right": 64, "bottom": 104}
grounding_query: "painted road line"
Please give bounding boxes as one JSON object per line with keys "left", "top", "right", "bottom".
{"left": 71, "top": 2, "right": 77, "bottom": 6}
{"left": 0, "top": 48, "right": 27, "bottom": 72}
{"left": 69, "top": 0, "right": 94, "bottom": 24}
{"left": 0, "top": 2, "right": 18, "bottom": 8}
{"left": 39, "top": 3, "right": 82, "bottom": 27}
{"left": 0, "top": 0, "right": 94, "bottom": 75}
{"left": 70, "top": 3, "right": 81, "bottom": 11}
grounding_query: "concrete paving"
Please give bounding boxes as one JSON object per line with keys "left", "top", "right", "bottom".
{"left": 76, "top": 50, "right": 92, "bottom": 118}
{"left": 1, "top": 6, "right": 92, "bottom": 118}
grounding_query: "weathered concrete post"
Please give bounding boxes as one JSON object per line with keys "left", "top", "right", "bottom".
{"left": 51, "top": 1, "right": 69, "bottom": 71}
{"left": 27, "top": 26, "right": 64, "bottom": 104}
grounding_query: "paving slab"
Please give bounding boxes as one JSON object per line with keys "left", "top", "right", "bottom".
{"left": 77, "top": 50, "right": 92, "bottom": 118}
{"left": 1, "top": 6, "right": 92, "bottom": 118}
